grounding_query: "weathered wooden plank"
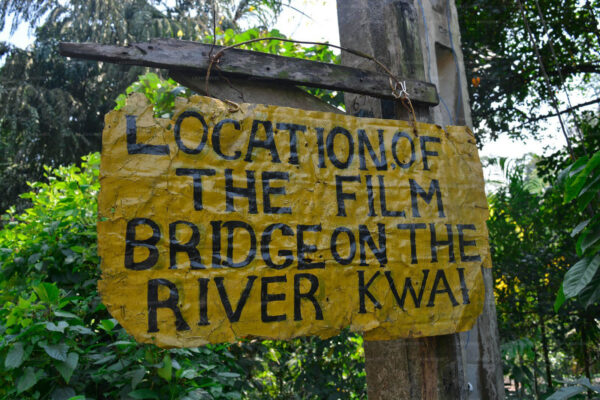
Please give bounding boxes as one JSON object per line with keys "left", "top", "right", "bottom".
{"left": 58, "top": 39, "right": 439, "bottom": 105}
{"left": 169, "top": 71, "right": 342, "bottom": 114}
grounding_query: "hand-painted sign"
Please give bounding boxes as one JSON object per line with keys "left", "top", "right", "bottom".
{"left": 97, "top": 93, "right": 491, "bottom": 347}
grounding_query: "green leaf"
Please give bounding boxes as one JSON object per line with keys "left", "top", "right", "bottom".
{"left": 50, "top": 386, "right": 76, "bottom": 400}
{"left": 69, "top": 325, "right": 93, "bottom": 335}
{"left": 46, "top": 321, "right": 69, "bottom": 333}
{"left": 217, "top": 372, "right": 241, "bottom": 378}
{"left": 69, "top": 245, "right": 86, "bottom": 253}
{"left": 130, "top": 367, "right": 146, "bottom": 389}
{"left": 584, "top": 283, "right": 600, "bottom": 308}
{"left": 179, "top": 369, "right": 198, "bottom": 379}
{"left": 99, "top": 319, "right": 116, "bottom": 332}
{"left": 580, "top": 226, "right": 600, "bottom": 254}
{"left": 574, "top": 377, "right": 600, "bottom": 393}
{"left": 554, "top": 284, "right": 566, "bottom": 312}
{"left": 559, "top": 156, "right": 588, "bottom": 192}
{"left": 571, "top": 219, "right": 591, "bottom": 238}
{"left": 54, "top": 310, "right": 79, "bottom": 319}
{"left": 563, "top": 255, "right": 600, "bottom": 298}
{"left": 223, "top": 391, "right": 242, "bottom": 400}
{"left": 565, "top": 152, "right": 600, "bottom": 202}
{"left": 42, "top": 343, "right": 69, "bottom": 361}
{"left": 576, "top": 174, "right": 600, "bottom": 212}
{"left": 5, "top": 342, "right": 25, "bottom": 369}
{"left": 181, "top": 389, "right": 211, "bottom": 400}
{"left": 56, "top": 353, "right": 79, "bottom": 383}
{"left": 17, "top": 367, "right": 39, "bottom": 393}
{"left": 576, "top": 233, "right": 585, "bottom": 257}
{"left": 546, "top": 385, "right": 587, "bottom": 400}
{"left": 157, "top": 354, "right": 172, "bottom": 382}
{"left": 578, "top": 272, "right": 600, "bottom": 308}
{"left": 34, "top": 282, "right": 60, "bottom": 304}
{"left": 128, "top": 389, "right": 161, "bottom": 399}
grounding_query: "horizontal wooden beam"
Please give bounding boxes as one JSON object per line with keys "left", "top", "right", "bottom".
{"left": 59, "top": 39, "right": 439, "bottom": 105}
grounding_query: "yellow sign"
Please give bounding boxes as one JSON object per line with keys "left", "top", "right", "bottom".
{"left": 98, "top": 93, "right": 491, "bottom": 348}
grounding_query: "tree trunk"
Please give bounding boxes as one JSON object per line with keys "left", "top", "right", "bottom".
{"left": 581, "top": 316, "right": 592, "bottom": 400}
{"left": 539, "top": 314, "right": 553, "bottom": 391}
{"left": 532, "top": 343, "right": 540, "bottom": 399}
{"left": 337, "top": 1, "right": 504, "bottom": 398}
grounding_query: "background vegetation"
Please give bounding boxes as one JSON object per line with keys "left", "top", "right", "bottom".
{"left": 0, "top": 0, "right": 599, "bottom": 398}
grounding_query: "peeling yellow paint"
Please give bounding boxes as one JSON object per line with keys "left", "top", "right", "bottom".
{"left": 98, "top": 94, "right": 492, "bottom": 348}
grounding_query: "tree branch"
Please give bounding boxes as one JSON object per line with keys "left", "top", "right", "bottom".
{"left": 555, "top": 63, "right": 600, "bottom": 77}
{"left": 529, "top": 97, "right": 600, "bottom": 122}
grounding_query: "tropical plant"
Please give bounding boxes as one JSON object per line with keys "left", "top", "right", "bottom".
{"left": 556, "top": 148, "right": 600, "bottom": 310}
{"left": 0, "top": 73, "right": 367, "bottom": 399}
{"left": 0, "top": 0, "right": 291, "bottom": 214}
{"left": 546, "top": 377, "right": 600, "bottom": 400}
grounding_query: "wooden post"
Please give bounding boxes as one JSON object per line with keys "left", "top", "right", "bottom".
{"left": 336, "top": 1, "right": 504, "bottom": 399}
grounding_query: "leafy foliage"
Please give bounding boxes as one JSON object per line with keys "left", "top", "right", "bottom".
{"left": 546, "top": 377, "right": 600, "bottom": 400}
{"left": 457, "top": 0, "right": 600, "bottom": 142}
{"left": 0, "top": 0, "right": 290, "bottom": 214}
{"left": 0, "top": 72, "right": 366, "bottom": 398}
{"left": 557, "top": 149, "right": 600, "bottom": 309}
{"left": 114, "top": 72, "right": 192, "bottom": 118}
{"left": 202, "top": 26, "right": 343, "bottom": 108}
{"left": 486, "top": 155, "right": 600, "bottom": 397}
{"left": 501, "top": 338, "right": 540, "bottom": 393}
{"left": 0, "top": 154, "right": 250, "bottom": 399}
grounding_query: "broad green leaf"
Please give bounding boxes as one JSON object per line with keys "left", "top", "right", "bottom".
{"left": 157, "top": 354, "right": 172, "bottom": 382}
{"left": 576, "top": 174, "right": 600, "bottom": 212}
{"left": 585, "top": 284, "right": 600, "bottom": 308}
{"left": 181, "top": 389, "right": 211, "bottom": 400}
{"left": 17, "top": 367, "right": 38, "bottom": 393}
{"left": 217, "top": 372, "right": 241, "bottom": 378}
{"left": 54, "top": 310, "right": 79, "bottom": 319}
{"left": 34, "top": 282, "right": 60, "bottom": 304}
{"left": 179, "top": 369, "right": 198, "bottom": 379}
{"left": 579, "top": 274, "right": 600, "bottom": 308}
{"left": 571, "top": 219, "right": 591, "bottom": 238}
{"left": 5, "top": 342, "right": 25, "bottom": 369}
{"left": 128, "top": 389, "right": 161, "bottom": 399}
{"left": 554, "top": 284, "right": 566, "bottom": 312}
{"left": 130, "top": 367, "right": 146, "bottom": 389}
{"left": 106, "top": 359, "right": 128, "bottom": 372}
{"left": 559, "top": 156, "right": 588, "bottom": 191}
{"left": 546, "top": 385, "right": 587, "bottom": 400}
{"left": 580, "top": 226, "right": 600, "bottom": 254}
{"left": 573, "top": 377, "right": 600, "bottom": 392}
{"left": 563, "top": 255, "right": 600, "bottom": 298}
{"left": 50, "top": 386, "right": 76, "bottom": 400}
{"left": 69, "top": 325, "right": 93, "bottom": 335}
{"left": 56, "top": 353, "right": 79, "bottom": 383}
{"left": 42, "top": 343, "right": 69, "bottom": 361}
{"left": 99, "top": 319, "right": 116, "bottom": 332}
{"left": 565, "top": 152, "right": 600, "bottom": 202}
{"left": 223, "top": 391, "right": 242, "bottom": 400}
{"left": 46, "top": 321, "right": 69, "bottom": 333}
{"left": 576, "top": 233, "right": 585, "bottom": 257}
{"left": 69, "top": 245, "right": 86, "bottom": 253}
